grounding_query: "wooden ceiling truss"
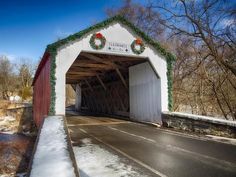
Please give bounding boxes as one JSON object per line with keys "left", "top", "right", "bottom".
{"left": 65, "top": 52, "right": 148, "bottom": 116}
{"left": 66, "top": 52, "right": 147, "bottom": 89}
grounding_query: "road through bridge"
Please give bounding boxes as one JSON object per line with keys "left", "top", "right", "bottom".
{"left": 67, "top": 115, "right": 236, "bottom": 177}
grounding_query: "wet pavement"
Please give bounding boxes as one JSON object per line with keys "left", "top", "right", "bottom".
{"left": 67, "top": 115, "right": 236, "bottom": 177}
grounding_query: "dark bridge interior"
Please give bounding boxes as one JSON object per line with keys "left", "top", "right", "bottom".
{"left": 66, "top": 52, "right": 147, "bottom": 117}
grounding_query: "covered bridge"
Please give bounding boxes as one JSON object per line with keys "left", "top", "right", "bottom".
{"left": 32, "top": 16, "right": 175, "bottom": 127}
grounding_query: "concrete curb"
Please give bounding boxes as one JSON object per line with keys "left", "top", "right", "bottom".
{"left": 163, "top": 111, "right": 236, "bottom": 127}
{"left": 63, "top": 116, "right": 80, "bottom": 177}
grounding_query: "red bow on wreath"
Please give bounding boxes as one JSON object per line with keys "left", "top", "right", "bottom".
{"left": 95, "top": 33, "right": 103, "bottom": 39}
{"left": 135, "top": 38, "right": 142, "bottom": 45}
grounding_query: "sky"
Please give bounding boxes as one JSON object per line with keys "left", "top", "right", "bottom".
{"left": 0, "top": 0, "right": 125, "bottom": 62}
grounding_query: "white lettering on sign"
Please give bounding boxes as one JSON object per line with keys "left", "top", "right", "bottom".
{"left": 106, "top": 41, "right": 130, "bottom": 54}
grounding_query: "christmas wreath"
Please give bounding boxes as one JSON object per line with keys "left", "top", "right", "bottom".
{"left": 131, "top": 38, "right": 145, "bottom": 54}
{"left": 89, "top": 33, "right": 106, "bottom": 50}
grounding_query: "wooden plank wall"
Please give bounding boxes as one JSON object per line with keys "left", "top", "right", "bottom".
{"left": 33, "top": 57, "right": 51, "bottom": 127}
{"left": 129, "top": 62, "right": 162, "bottom": 123}
{"left": 81, "top": 80, "right": 129, "bottom": 117}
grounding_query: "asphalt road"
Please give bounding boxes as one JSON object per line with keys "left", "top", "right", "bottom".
{"left": 67, "top": 115, "right": 236, "bottom": 177}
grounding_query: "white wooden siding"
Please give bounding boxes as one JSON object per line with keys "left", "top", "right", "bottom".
{"left": 55, "top": 22, "right": 168, "bottom": 115}
{"left": 129, "top": 62, "right": 162, "bottom": 123}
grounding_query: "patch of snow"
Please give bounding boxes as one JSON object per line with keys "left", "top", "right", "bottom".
{"left": 0, "top": 172, "right": 26, "bottom": 177}
{"left": 163, "top": 111, "right": 236, "bottom": 127}
{"left": 0, "top": 116, "right": 16, "bottom": 124}
{"left": 0, "top": 174, "right": 13, "bottom": 177}
{"left": 0, "top": 131, "right": 15, "bottom": 134}
{"left": 16, "top": 172, "right": 27, "bottom": 177}
{"left": 22, "top": 131, "right": 31, "bottom": 136}
{"left": 0, "top": 116, "right": 17, "bottom": 133}
{"left": 9, "top": 95, "right": 21, "bottom": 102}
{"left": 0, "top": 121, "right": 6, "bottom": 126}
{"left": 0, "top": 175, "right": 9, "bottom": 177}
{"left": 30, "top": 116, "right": 76, "bottom": 177}
{"left": 206, "top": 135, "right": 236, "bottom": 145}
{"left": 74, "top": 138, "right": 148, "bottom": 177}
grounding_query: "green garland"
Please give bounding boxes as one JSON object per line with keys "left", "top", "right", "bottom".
{"left": 166, "top": 53, "right": 174, "bottom": 111}
{"left": 89, "top": 33, "right": 106, "bottom": 50}
{"left": 45, "top": 15, "right": 175, "bottom": 114}
{"left": 131, "top": 40, "right": 145, "bottom": 54}
{"left": 47, "top": 47, "right": 57, "bottom": 115}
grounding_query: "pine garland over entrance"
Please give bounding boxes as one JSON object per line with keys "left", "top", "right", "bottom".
{"left": 46, "top": 15, "right": 175, "bottom": 115}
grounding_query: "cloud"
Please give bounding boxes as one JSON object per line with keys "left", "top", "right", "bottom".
{"left": 0, "top": 52, "right": 17, "bottom": 62}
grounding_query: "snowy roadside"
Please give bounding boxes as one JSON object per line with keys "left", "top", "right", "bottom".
{"left": 73, "top": 138, "right": 150, "bottom": 177}
{"left": 29, "top": 116, "right": 77, "bottom": 177}
{"left": 206, "top": 135, "right": 236, "bottom": 145}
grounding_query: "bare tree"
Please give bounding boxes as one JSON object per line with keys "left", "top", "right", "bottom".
{"left": 0, "top": 55, "right": 17, "bottom": 99}
{"left": 107, "top": 0, "right": 236, "bottom": 120}
{"left": 149, "top": 0, "right": 236, "bottom": 75}
{"left": 106, "top": 0, "right": 167, "bottom": 42}
{"left": 148, "top": 0, "right": 236, "bottom": 119}
{"left": 17, "top": 58, "right": 36, "bottom": 101}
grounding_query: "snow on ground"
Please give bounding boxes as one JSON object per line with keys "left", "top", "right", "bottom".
{"left": 0, "top": 116, "right": 16, "bottom": 125}
{"left": 30, "top": 116, "right": 76, "bottom": 177}
{"left": 206, "top": 135, "right": 236, "bottom": 145}
{"left": 164, "top": 111, "right": 236, "bottom": 126}
{"left": 0, "top": 116, "right": 17, "bottom": 133}
{"left": 0, "top": 172, "right": 26, "bottom": 177}
{"left": 74, "top": 138, "right": 148, "bottom": 177}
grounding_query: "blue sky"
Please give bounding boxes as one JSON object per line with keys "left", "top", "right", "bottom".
{"left": 0, "top": 0, "right": 124, "bottom": 62}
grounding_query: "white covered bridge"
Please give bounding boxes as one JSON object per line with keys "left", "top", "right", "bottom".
{"left": 30, "top": 16, "right": 175, "bottom": 177}
{"left": 32, "top": 15, "right": 175, "bottom": 127}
